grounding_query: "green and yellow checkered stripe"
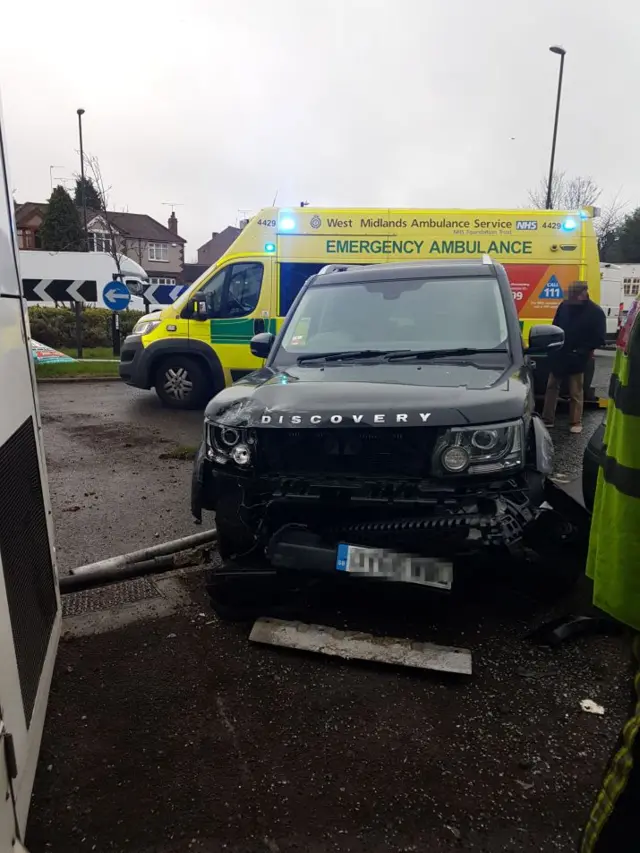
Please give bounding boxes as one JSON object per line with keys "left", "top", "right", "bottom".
{"left": 580, "top": 634, "right": 640, "bottom": 852}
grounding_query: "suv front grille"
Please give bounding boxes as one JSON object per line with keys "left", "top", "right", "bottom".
{"left": 258, "top": 428, "right": 437, "bottom": 478}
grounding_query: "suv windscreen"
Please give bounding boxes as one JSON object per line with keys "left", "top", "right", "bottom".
{"left": 275, "top": 276, "right": 509, "bottom": 364}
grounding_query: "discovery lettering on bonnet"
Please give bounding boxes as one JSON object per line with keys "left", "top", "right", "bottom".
{"left": 259, "top": 411, "right": 432, "bottom": 426}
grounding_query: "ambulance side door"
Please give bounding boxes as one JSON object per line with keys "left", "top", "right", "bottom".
{"left": 188, "top": 257, "right": 273, "bottom": 383}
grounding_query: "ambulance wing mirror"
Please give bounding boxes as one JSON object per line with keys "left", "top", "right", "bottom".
{"left": 527, "top": 324, "right": 564, "bottom": 354}
{"left": 250, "top": 332, "right": 275, "bottom": 359}
{"left": 187, "top": 293, "right": 216, "bottom": 320}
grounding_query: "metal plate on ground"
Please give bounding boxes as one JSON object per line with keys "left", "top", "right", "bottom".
{"left": 62, "top": 577, "right": 161, "bottom": 617}
{"left": 61, "top": 576, "right": 191, "bottom": 638}
{"left": 250, "top": 617, "right": 472, "bottom": 675}
{"left": 336, "top": 543, "right": 453, "bottom": 590}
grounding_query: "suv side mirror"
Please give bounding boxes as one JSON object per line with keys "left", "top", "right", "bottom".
{"left": 527, "top": 324, "right": 564, "bottom": 354}
{"left": 250, "top": 332, "right": 275, "bottom": 359}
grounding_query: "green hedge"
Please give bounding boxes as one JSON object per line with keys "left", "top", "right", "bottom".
{"left": 28, "top": 306, "right": 144, "bottom": 350}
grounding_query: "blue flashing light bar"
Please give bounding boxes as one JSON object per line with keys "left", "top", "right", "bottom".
{"left": 279, "top": 215, "right": 296, "bottom": 232}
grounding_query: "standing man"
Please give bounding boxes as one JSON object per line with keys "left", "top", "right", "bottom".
{"left": 542, "top": 281, "right": 606, "bottom": 434}
{"left": 579, "top": 298, "right": 640, "bottom": 852}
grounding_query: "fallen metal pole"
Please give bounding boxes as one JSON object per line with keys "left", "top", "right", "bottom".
{"left": 60, "top": 554, "right": 181, "bottom": 594}
{"left": 70, "top": 528, "right": 217, "bottom": 576}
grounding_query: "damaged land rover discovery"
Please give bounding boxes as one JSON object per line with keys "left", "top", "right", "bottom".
{"left": 192, "top": 258, "right": 570, "bottom": 615}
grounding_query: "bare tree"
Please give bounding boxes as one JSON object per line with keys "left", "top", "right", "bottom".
{"left": 595, "top": 192, "right": 627, "bottom": 260}
{"left": 82, "top": 153, "right": 124, "bottom": 281}
{"left": 528, "top": 172, "right": 627, "bottom": 260}
{"left": 528, "top": 171, "right": 601, "bottom": 210}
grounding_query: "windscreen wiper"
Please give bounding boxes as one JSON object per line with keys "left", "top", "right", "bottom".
{"left": 297, "top": 349, "right": 402, "bottom": 364}
{"left": 385, "top": 347, "right": 508, "bottom": 362}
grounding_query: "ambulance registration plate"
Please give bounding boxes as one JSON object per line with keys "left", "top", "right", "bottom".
{"left": 336, "top": 544, "right": 453, "bottom": 590}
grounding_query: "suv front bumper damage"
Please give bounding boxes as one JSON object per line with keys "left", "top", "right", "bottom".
{"left": 193, "top": 449, "right": 543, "bottom": 577}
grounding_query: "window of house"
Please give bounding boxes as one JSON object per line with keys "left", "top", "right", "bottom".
{"left": 149, "top": 277, "right": 176, "bottom": 285}
{"left": 17, "top": 228, "right": 34, "bottom": 249}
{"left": 633, "top": 284, "right": 640, "bottom": 296}
{"left": 148, "top": 242, "right": 168, "bottom": 262}
{"left": 89, "top": 231, "right": 112, "bottom": 253}
{"left": 624, "top": 284, "right": 632, "bottom": 296}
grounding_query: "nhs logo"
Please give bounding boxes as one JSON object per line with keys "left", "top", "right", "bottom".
{"left": 516, "top": 220, "right": 538, "bottom": 231}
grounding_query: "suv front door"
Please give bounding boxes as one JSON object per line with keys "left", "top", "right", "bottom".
{"left": 189, "top": 259, "right": 272, "bottom": 383}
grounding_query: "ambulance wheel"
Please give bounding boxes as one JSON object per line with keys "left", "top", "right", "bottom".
{"left": 155, "top": 355, "right": 210, "bottom": 410}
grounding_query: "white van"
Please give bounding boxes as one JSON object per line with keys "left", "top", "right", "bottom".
{"left": 600, "top": 263, "right": 624, "bottom": 342}
{"left": 19, "top": 250, "right": 147, "bottom": 311}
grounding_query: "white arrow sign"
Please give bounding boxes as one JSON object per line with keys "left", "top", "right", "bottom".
{"left": 67, "top": 280, "right": 88, "bottom": 302}
{"left": 144, "top": 284, "right": 160, "bottom": 303}
{"left": 33, "top": 279, "right": 52, "bottom": 301}
{"left": 169, "top": 285, "right": 184, "bottom": 301}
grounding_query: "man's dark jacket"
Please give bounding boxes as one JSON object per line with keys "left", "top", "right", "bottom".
{"left": 549, "top": 298, "right": 606, "bottom": 376}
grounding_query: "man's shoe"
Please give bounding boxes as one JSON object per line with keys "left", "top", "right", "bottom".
{"left": 543, "top": 419, "right": 555, "bottom": 428}
{"left": 569, "top": 424, "right": 583, "bottom": 434}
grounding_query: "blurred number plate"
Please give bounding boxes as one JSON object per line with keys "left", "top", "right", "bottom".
{"left": 336, "top": 544, "right": 452, "bottom": 590}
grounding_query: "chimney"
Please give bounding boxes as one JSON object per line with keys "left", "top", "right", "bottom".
{"left": 211, "top": 231, "right": 219, "bottom": 240}
{"left": 168, "top": 211, "right": 178, "bottom": 235}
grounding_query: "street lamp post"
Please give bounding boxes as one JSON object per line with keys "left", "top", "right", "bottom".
{"left": 76, "top": 108, "right": 88, "bottom": 248}
{"left": 545, "top": 46, "right": 566, "bottom": 210}
{"left": 76, "top": 108, "right": 87, "bottom": 358}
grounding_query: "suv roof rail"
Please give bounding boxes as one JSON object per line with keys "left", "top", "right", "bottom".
{"left": 481, "top": 254, "right": 493, "bottom": 265}
{"left": 317, "top": 264, "right": 366, "bottom": 276}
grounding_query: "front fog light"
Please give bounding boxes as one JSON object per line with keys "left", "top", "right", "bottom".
{"left": 231, "top": 444, "right": 251, "bottom": 466}
{"left": 442, "top": 445, "right": 469, "bottom": 473}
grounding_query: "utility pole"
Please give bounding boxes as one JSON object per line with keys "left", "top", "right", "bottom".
{"left": 545, "top": 46, "right": 567, "bottom": 210}
{"left": 76, "top": 108, "right": 87, "bottom": 358}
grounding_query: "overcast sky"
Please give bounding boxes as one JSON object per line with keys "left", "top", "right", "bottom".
{"left": 1, "top": 0, "right": 636, "bottom": 260}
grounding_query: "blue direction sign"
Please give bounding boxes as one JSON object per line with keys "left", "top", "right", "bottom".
{"left": 540, "top": 275, "right": 564, "bottom": 300}
{"left": 103, "top": 280, "right": 131, "bottom": 311}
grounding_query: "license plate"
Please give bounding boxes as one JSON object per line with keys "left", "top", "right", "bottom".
{"left": 336, "top": 544, "right": 453, "bottom": 590}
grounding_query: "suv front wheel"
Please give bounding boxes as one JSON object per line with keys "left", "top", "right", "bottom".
{"left": 155, "top": 355, "right": 210, "bottom": 410}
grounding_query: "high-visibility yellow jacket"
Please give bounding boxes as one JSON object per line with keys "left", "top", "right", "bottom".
{"left": 587, "top": 297, "right": 640, "bottom": 631}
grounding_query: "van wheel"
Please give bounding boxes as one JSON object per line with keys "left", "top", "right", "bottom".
{"left": 155, "top": 355, "right": 210, "bottom": 410}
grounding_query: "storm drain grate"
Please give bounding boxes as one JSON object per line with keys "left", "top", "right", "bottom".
{"left": 62, "top": 576, "right": 163, "bottom": 617}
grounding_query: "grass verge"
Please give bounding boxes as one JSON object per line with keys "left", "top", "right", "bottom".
{"left": 35, "top": 360, "right": 120, "bottom": 379}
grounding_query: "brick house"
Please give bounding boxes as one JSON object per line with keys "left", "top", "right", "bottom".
{"left": 14, "top": 203, "right": 187, "bottom": 284}
{"left": 197, "top": 226, "right": 241, "bottom": 266}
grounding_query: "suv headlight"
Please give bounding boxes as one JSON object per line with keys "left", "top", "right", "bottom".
{"left": 204, "top": 420, "right": 256, "bottom": 468}
{"left": 433, "top": 420, "right": 524, "bottom": 476}
{"left": 132, "top": 319, "right": 160, "bottom": 336}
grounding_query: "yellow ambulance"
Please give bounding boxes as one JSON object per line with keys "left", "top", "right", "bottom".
{"left": 119, "top": 206, "right": 600, "bottom": 408}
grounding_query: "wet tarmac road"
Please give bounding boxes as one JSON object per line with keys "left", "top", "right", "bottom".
{"left": 38, "top": 382, "right": 206, "bottom": 574}
{"left": 28, "top": 362, "right": 624, "bottom": 852}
